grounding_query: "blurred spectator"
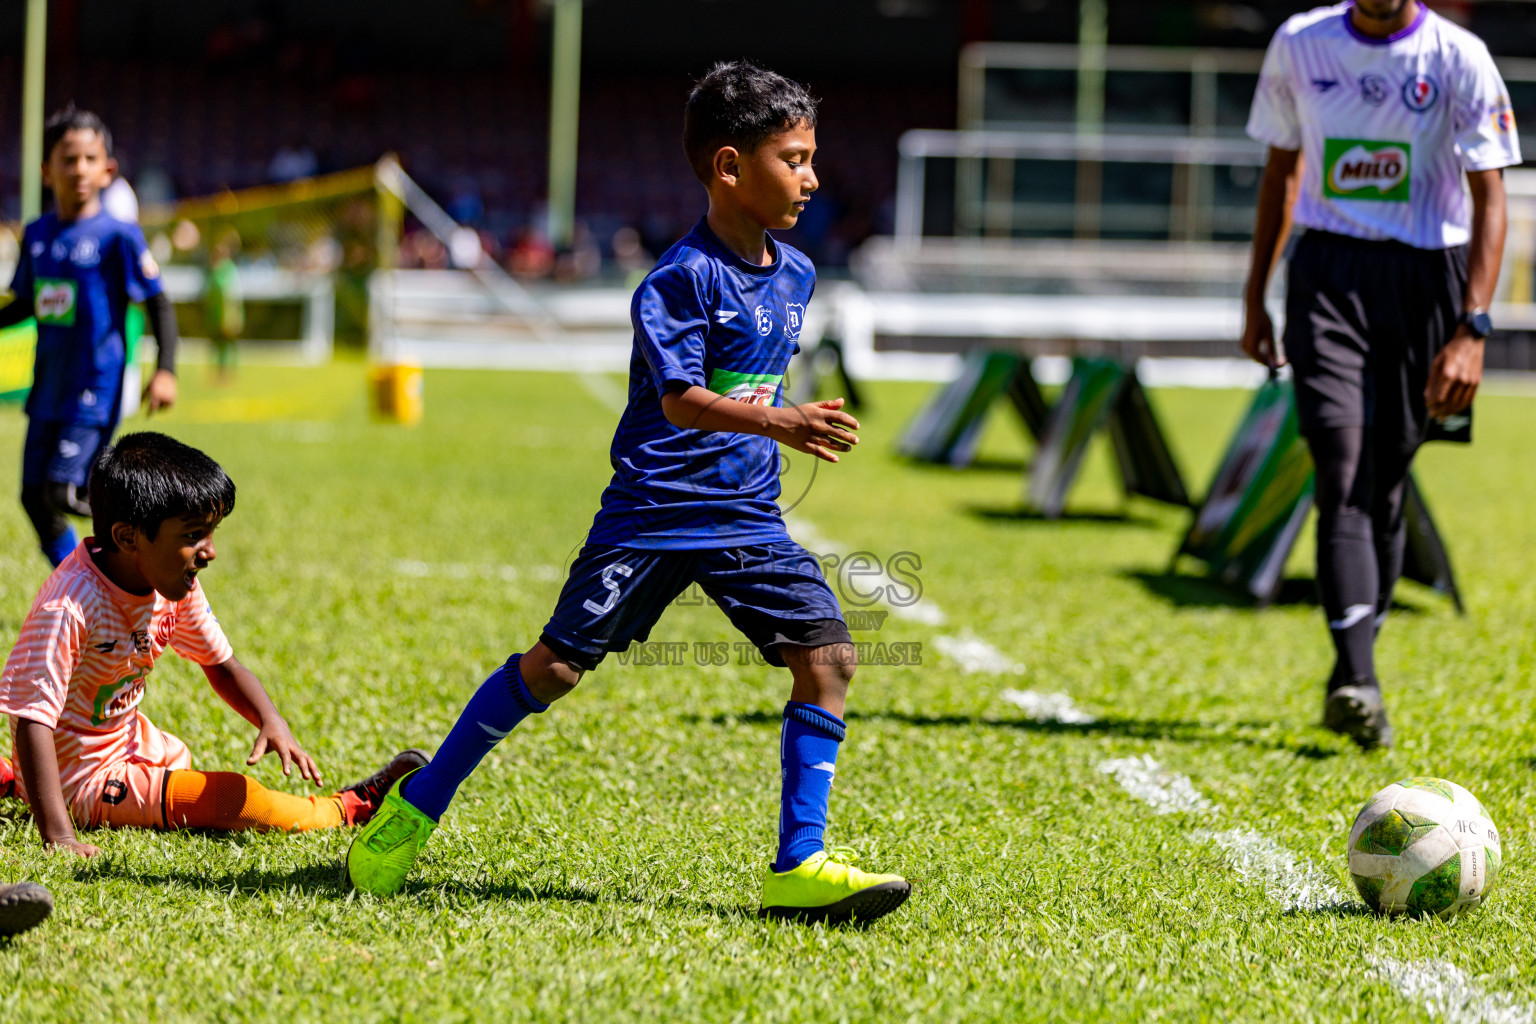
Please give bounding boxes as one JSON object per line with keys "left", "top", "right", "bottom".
{"left": 203, "top": 230, "right": 245, "bottom": 384}
{"left": 269, "top": 139, "right": 319, "bottom": 183}
{"left": 611, "top": 226, "right": 652, "bottom": 289}
{"left": 448, "top": 226, "right": 484, "bottom": 269}
{"left": 553, "top": 222, "right": 601, "bottom": 282}
{"left": 399, "top": 229, "right": 448, "bottom": 270}
{"left": 508, "top": 226, "right": 555, "bottom": 279}
{"left": 446, "top": 176, "right": 485, "bottom": 226}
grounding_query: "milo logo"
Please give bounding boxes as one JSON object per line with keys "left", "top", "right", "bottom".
{"left": 35, "top": 278, "right": 78, "bottom": 325}
{"left": 1323, "top": 139, "right": 1411, "bottom": 202}
{"left": 706, "top": 368, "right": 783, "bottom": 408}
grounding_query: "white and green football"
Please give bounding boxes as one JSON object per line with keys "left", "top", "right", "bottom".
{"left": 1348, "top": 777, "right": 1502, "bottom": 919}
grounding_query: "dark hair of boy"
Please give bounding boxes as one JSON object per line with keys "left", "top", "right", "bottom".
{"left": 43, "top": 103, "right": 113, "bottom": 160}
{"left": 89, "top": 433, "right": 236, "bottom": 551}
{"left": 682, "top": 61, "right": 819, "bottom": 184}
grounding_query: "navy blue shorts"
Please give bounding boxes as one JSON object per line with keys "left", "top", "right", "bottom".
{"left": 540, "top": 539, "right": 851, "bottom": 671}
{"left": 22, "top": 420, "right": 113, "bottom": 488}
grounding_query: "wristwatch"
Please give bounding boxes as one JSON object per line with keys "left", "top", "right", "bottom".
{"left": 1461, "top": 309, "right": 1493, "bottom": 339}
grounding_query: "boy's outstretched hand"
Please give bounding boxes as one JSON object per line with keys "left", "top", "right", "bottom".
{"left": 46, "top": 837, "right": 101, "bottom": 858}
{"left": 247, "top": 716, "right": 324, "bottom": 787}
{"left": 771, "top": 398, "right": 860, "bottom": 463}
{"left": 142, "top": 368, "right": 177, "bottom": 415}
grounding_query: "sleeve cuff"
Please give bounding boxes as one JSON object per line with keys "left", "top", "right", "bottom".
{"left": 1246, "top": 127, "right": 1301, "bottom": 151}
{"left": 0, "top": 702, "right": 62, "bottom": 730}
{"left": 1461, "top": 151, "right": 1523, "bottom": 172}
{"left": 654, "top": 373, "right": 706, "bottom": 398}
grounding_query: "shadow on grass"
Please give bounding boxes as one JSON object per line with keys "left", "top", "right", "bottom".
{"left": 967, "top": 505, "right": 1159, "bottom": 526}
{"left": 703, "top": 709, "right": 1341, "bottom": 760}
{"left": 961, "top": 456, "right": 1030, "bottom": 473}
{"left": 77, "top": 859, "right": 755, "bottom": 920}
{"left": 1126, "top": 570, "right": 1428, "bottom": 613}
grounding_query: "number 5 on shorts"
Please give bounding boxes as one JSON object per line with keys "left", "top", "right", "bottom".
{"left": 582, "top": 562, "right": 634, "bottom": 617}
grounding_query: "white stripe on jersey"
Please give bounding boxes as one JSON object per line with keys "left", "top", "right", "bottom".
{"left": 1247, "top": 3, "right": 1521, "bottom": 250}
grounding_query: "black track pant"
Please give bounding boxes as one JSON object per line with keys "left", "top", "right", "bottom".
{"left": 1283, "top": 231, "right": 1468, "bottom": 691}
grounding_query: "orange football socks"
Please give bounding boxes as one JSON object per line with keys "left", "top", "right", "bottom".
{"left": 163, "top": 770, "right": 354, "bottom": 832}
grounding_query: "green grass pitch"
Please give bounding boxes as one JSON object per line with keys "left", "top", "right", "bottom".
{"left": 2, "top": 363, "right": 1535, "bottom": 1021}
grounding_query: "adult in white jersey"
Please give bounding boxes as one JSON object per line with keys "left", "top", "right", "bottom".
{"left": 1240, "top": 0, "right": 1519, "bottom": 750}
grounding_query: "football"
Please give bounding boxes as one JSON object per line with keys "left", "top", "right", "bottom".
{"left": 1348, "top": 777, "right": 1502, "bottom": 919}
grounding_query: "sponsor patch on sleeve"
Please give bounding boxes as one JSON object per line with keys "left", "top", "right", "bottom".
{"left": 706, "top": 368, "right": 783, "bottom": 407}
{"left": 1322, "top": 138, "right": 1411, "bottom": 202}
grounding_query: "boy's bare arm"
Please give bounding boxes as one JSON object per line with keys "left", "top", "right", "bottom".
{"left": 202, "top": 656, "right": 324, "bottom": 786}
{"left": 659, "top": 386, "right": 859, "bottom": 463}
{"left": 14, "top": 717, "right": 100, "bottom": 857}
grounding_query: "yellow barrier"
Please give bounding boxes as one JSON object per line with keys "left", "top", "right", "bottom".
{"left": 0, "top": 322, "right": 36, "bottom": 400}
{"left": 368, "top": 362, "right": 423, "bottom": 425}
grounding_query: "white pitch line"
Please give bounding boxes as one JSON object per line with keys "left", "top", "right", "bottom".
{"left": 1103, "top": 761, "right": 1530, "bottom": 1021}
{"left": 1369, "top": 957, "right": 1535, "bottom": 1024}
{"left": 1000, "top": 689, "right": 1095, "bottom": 724}
{"left": 1192, "top": 827, "right": 1352, "bottom": 913}
{"left": 1097, "top": 755, "right": 1214, "bottom": 815}
{"left": 784, "top": 516, "right": 949, "bottom": 626}
{"left": 888, "top": 598, "right": 947, "bottom": 625}
{"left": 576, "top": 371, "right": 628, "bottom": 413}
{"left": 934, "top": 632, "right": 1024, "bottom": 675}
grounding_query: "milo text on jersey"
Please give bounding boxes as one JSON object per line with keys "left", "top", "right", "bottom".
{"left": 8, "top": 212, "right": 163, "bottom": 425}
{"left": 586, "top": 219, "right": 815, "bottom": 550}
{"left": 1247, "top": 3, "right": 1521, "bottom": 249}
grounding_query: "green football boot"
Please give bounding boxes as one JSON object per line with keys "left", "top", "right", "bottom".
{"left": 344, "top": 769, "right": 436, "bottom": 896}
{"left": 759, "top": 850, "right": 911, "bottom": 924}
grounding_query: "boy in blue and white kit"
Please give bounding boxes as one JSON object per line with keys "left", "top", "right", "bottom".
{"left": 348, "top": 62, "right": 911, "bottom": 924}
{"left": 0, "top": 106, "right": 179, "bottom": 566}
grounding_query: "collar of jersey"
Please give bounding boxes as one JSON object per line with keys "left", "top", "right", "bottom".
{"left": 1342, "top": 1, "right": 1427, "bottom": 46}
{"left": 80, "top": 541, "right": 160, "bottom": 607}
{"left": 696, "top": 218, "right": 783, "bottom": 276}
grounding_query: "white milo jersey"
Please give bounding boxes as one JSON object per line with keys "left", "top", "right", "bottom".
{"left": 1247, "top": 3, "right": 1520, "bottom": 250}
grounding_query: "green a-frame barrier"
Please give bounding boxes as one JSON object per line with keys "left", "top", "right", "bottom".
{"left": 895, "top": 350, "right": 1047, "bottom": 466}
{"left": 1173, "top": 378, "right": 1463, "bottom": 610}
{"left": 897, "top": 351, "right": 1190, "bottom": 519}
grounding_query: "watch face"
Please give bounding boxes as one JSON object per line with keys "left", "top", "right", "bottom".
{"left": 1470, "top": 311, "right": 1494, "bottom": 338}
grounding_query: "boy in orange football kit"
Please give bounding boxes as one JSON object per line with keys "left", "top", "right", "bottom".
{"left": 0, "top": 432, "right": 421, "bottom": 855}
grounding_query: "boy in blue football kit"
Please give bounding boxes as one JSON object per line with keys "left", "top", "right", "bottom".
{"left": 0, "top": 106, "right": 180, "bottom": 567}
{"left": 349, "top": 63, "right": 911, "bottom": 924}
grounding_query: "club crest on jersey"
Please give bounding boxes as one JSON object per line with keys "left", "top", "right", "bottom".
{"left": 1359, "top": 74, "right": 1389, "bottom": 106}
{"left": 754, "top": 305, "right": 773, "bottom": 336}
{"left": 70, "top": 236, "right": 99, "bottom": 267}
{"left": 785, "top": 303, "right": 805, "bottom": 341}
{"left": 1401, "top": 74, "right": 1439, "bottom": 112}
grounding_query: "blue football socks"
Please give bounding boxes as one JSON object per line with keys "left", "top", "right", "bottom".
{"left": 773, "top": 701, "right": 845, "bottom": 873}
{"left": 401, "top": 654, "right": 547, "bottom": 822}
{"left": 43, "top": 526, "right": 77, "bottom": 568}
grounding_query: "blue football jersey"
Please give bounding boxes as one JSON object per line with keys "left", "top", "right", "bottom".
{"left": 586, "top": 219, "right": 815, "bottom": 550}
{"left": 8, "top": 211, "right": 163, "bottom": 426}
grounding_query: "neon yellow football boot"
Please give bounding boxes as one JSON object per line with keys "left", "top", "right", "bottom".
{"left": 344, "top": 769, "right": 436, "bottom": 896}
{"left": 759, "top": 850, "right": 911, "bottom": 924}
